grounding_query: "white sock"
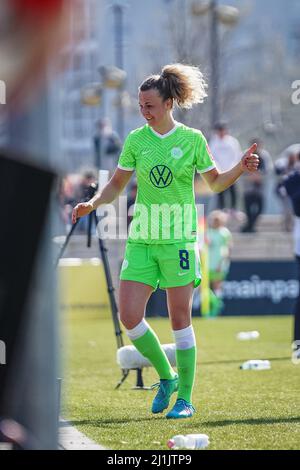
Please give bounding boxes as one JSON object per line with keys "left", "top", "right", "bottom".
{"left": 173, "top": 325, "right": 196, "bottom": 350}
{"left": 126, "top": 319, "right": 149, "bottom": 341}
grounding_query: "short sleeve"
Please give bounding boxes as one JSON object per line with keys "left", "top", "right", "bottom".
{"left": 194, "top": 132, "right": 216, "bottom": 174}
{"left": 118, "top": 133, "right": 136, "bottom": 171}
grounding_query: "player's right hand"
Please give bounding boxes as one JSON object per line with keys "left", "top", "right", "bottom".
{"left": 72, "top": 202, "right": 94, "bottom": 224}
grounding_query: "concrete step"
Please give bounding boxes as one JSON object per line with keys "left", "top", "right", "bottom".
{"left": 255, "top": 214, "right": 292, "bottom": 233}
{"left": 231, "top": 232, "right": 294, "bottom": 260}
{"left": 227, "top": 214, "right": 289, "bottom": 233}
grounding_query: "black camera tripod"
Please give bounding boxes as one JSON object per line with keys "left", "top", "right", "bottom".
{"left": 55, "top": 183, "right": 132, "bottom": 389}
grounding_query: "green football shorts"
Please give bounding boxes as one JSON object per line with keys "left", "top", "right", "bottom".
{"left": 120, "top": 241, "right": 201, "bottom": 290}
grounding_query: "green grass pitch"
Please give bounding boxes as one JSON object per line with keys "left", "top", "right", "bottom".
{"left": 61, "top": 310, "right": 300, "bottom": 450}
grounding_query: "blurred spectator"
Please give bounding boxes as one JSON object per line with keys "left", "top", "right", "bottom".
{"left": 59, "top": 169, "right": 97, "bottom": 232}
{"left": 280, "top": 163, "right": 300, "bottom": 357}
{"left": 207, "top": 210, "right": 233, "bottom": 316}
{"left": 209, "top": 121, "right": 242, "bottom": 212}
{"left": 94, "top": 118, "right": 122, "bottom": 173}
{"left": 76, "top": 168, "right": 97, "bottom": 201}
{"left": 241, "top": 139, "right": 273, "bottom": 233}
{"left": 74, "top": 169, "right": 97, "bottom": 233}
{"left": 58, "top": 175, "right": 75, "bottom": 229}
{"left": 275, "top": 150, "right": 299, "bottom": 231}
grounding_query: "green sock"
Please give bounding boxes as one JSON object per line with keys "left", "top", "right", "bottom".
{"left": 209, "top": 289, "right": 222, "bottom": 317}
{"left": 132, "top": 328, "right": 176, "bottom": 380}
{"left": 176, "top": 346, "right": 197, "bottom": 403}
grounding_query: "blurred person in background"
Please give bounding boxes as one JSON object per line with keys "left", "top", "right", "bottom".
{"left": 209, "top": 121, "right": 242, "bottom": 213}
{"left": 207, "top": 211, "right": 233, "bottom": 316}
{"left": 58, "top": 175, "right": 78, "bottom": 229}
{"left": 94, "top": 118, "right": 122, "bottom": 173}
{"left": 241, "top": 138, "right": 273, "bottom": 233}
{"left": 275, "top": 150, "right": 299, "bottom": 232}
{"left": 74, "top": 169, "right": 97, "bottom": 233}
{"left": 72, "top": 63, "right": 259, "bottom": 419}
{"left": 76, "top": 168, "right": 97, "bottom": 200}
{"left": 280, "top": 157, "right": 300, "bottom": 359}
{"left": 59, "top": 169, "right": 97, "bottom": 232}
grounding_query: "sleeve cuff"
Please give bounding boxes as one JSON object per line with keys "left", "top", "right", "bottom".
{"left": 197, "top": 165, "right": 216, "bottom": 174}
{"left": 118, "top": 164, "right": 135, "bottom": 171}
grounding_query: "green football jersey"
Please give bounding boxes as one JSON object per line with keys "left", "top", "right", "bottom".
{"left": 208, "top": 227, "right": 232, "bottom": 273}
{"left": 118, "top": 122, "right": 215, "bottom": 244}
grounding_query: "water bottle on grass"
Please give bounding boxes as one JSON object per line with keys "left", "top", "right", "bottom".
{"left": 167, "top": 434, "right": 209, "bottom": 450}
{"left": 236, "top": 331, "right": 260, "bottom": 340}
{"left": 240, "top": 360, "right": 271, "bottom": 370}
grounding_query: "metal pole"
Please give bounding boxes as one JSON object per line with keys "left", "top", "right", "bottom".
{"left": 113, "top": 4, "right": 125, "bottom": 141}
{"left": 210, "top": 0, "right": 220, "bottom": 128}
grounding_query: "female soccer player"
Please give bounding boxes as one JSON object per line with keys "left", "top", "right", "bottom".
{"left": 207, "top": 210, "right": 233, "bottom": 316}
{"left": 72, "top": 63, "right": 259, "bottom": 419}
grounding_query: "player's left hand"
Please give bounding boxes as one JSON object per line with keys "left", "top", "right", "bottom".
{"left": 241, "top": 143, "right": 260, "bottom": 172}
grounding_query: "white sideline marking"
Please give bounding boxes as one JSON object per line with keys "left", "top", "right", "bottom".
{"left": 58, "top": 419, "right": 106, "bottom": 450}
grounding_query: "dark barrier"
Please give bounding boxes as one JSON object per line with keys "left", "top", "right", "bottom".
{"left": 221, "top": 260, "right": 298, "bottom": 316}
{"left": 146, "top": 261, "right": 299, "bottom": 317}
{"left": 146, "top": 288, "right": 168, "bottom": 317}
{"left": 0, "top": 152, "right": 56, "bottom": 448}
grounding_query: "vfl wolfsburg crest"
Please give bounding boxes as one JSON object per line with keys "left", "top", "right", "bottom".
{"left": 171, "top": 147, "right": 183, "bottom": 159}
{"left": 149, "top": 165, "right": 173, "bottom": 188}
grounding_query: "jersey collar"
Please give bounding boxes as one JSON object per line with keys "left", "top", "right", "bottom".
{"left": 148, "top": 121, "right": 181, "bottom": 139}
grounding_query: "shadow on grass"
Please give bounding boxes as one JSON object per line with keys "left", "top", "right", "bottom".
{"left": 202, "top": 416, "right": 300, "bottom": 427}
{"left": 200, "top": 356, "right": 290, "bottom": 366}
{"left": 65, "top": 416, "right": 166, "bottom": 427}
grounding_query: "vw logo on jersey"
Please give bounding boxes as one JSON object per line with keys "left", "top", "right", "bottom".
{"left": 171, "top": 147, "right": 183, "bottom": 160}
{"left": 149, "top": 165, "right": 173, "bottom": 188}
